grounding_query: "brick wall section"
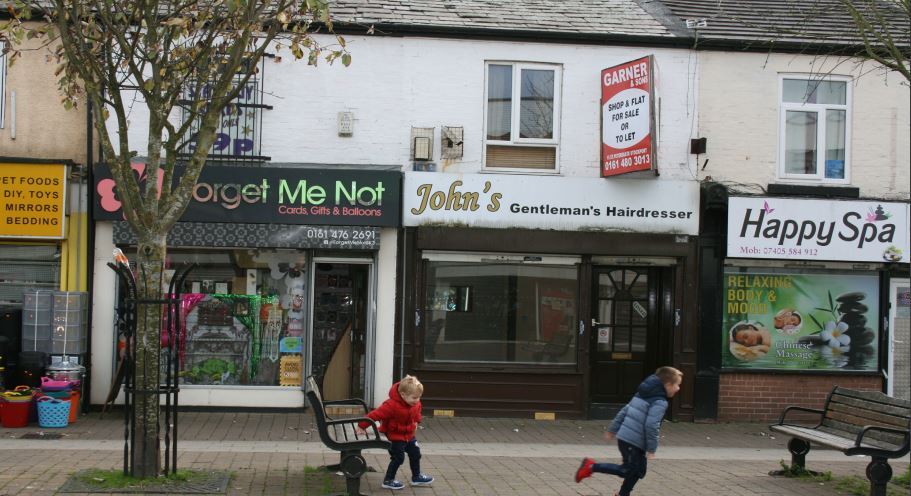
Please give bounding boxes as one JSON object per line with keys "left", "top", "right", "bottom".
{"left": 718, "top": 373, "right": 883, "bottom": 422}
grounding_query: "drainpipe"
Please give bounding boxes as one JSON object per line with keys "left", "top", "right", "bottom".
{"left": 83, "top": 101, "right": 96, "bottom": 412}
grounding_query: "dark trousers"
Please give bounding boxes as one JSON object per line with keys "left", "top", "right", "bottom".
{"left": 592, "top": 439, "right": 648, "bottom": 496}
{"left": 384, "top": 438, "right": 422, "bottom": 481}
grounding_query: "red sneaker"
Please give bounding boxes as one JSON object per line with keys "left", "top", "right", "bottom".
{"left": 575, "top": 457, "right": 595, "bottom": 483}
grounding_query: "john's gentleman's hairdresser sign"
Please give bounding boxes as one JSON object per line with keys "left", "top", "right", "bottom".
{"left": 728, "top": 196, "right": 909, "bottom": 263}
{"left": 404, "top": 171, "right": 698, "bottom": 235}
{"left": 94, "top": 163, "right": 401, "bottom": 227}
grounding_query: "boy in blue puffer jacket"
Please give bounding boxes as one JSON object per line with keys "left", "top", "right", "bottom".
{"left": 575, "top": 366, "right": 683, "bottom": 496}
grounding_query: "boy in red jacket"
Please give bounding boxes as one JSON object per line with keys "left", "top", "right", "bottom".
{"left": 358, "top": 375, "right": 434, "bottom": 490}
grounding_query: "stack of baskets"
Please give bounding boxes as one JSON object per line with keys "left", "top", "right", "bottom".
{"left": 36, "top": 374, "right": 80, "bottom": 426}
{"left": 0, "top": 386, "right": 34, "bottom": 428}
{"left": 36, "top": 396, "right": 70, "bottom": 428}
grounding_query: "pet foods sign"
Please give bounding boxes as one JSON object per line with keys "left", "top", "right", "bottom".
{"left": 600, "top": 55, "right": 657, "bottom": 177}
{"left": 1, "top": 162, "right": 68, "bottom": 239}
{"left": 722, "top": 269, "right": 879, "bottom": 372}
{"left": 728, "top": 197, "right": 909, "bottom": 263}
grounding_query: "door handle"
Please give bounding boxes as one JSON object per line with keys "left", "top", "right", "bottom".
{"left": 591, "top": 318, "right": 601, "bottom": 326}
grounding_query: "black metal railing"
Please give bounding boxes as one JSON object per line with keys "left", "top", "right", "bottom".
{"left": 109, "top": 261, "right": 194, "bottom": 476}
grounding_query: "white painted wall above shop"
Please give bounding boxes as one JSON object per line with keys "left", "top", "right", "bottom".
{"left": 112, "top": 35, "right": 699, "bottom": 181}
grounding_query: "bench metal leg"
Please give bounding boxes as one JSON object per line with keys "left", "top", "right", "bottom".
{"left": 787, "top": 438, "right": 813, "bottom": 471}
{"left": 323, "top": 451, "right": 368, "bottom": 496}
{"left": 769, "top": 438, "right": 820, "bottom": 477}
{"left": 865, "top": 457, "right": 892, "bottom": 496}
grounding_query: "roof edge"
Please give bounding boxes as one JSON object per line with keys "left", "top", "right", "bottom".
{"left": 330, "top": 21, "right": 694, "bottom": 49}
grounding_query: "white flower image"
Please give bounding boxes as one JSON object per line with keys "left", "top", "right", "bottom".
{"left": 820, "top": 321, "right": 851, "bottom": 353}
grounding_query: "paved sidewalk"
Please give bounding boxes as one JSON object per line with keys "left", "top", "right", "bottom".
{"left": 0, "top": 411, "right": 906, "bottom": 495}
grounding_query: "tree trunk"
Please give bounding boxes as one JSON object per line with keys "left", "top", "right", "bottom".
{"left": 132, "top": 233, "right": 167, "bottom": 477}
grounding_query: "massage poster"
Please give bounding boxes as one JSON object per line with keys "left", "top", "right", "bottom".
{"left": 722, "top": 269, "right": 879, "bottom": 371}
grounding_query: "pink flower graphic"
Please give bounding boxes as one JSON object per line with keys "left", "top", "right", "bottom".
{"left": 96, "top": 162, "right": 165, "bottom": 217}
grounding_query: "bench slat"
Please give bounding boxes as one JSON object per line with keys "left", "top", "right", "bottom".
{"left": 820, "top": 417, "right": 906, "bottom": 449}
{"left": 829, "top": 394, "right": 911, "bottom": 422}
{"left": 771, "top": 425, "right": 858, "bottom": 451}
{"left": 835, "top": 388, "right": 911, "bottom": 409}
{"left": 826, "top": 401, "right": 909, "bottom": 429}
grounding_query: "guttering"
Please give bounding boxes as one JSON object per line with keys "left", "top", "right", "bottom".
{"left": 330, "top": 21, "right": 694, "bottom": 49}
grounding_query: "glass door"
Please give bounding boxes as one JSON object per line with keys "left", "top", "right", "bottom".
{"left": 589, "top": 267, "right": 659, "bottom": 408}
{"left": 888, "top": 279, "right": 910, "bottom": 399}
{"left": 309, "top": 259, "right": 372, "bottom": 400}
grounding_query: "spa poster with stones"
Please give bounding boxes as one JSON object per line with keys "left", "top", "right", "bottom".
{"left": 722, "top": 269, "right": 879, "bottom": 371}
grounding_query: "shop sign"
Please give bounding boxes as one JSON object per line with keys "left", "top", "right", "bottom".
{"left": 727, "top": 196, "right": 909, "bottom": 263}
{"left": 722, "top": 269, "right": 879, "bottom": 372}
{"left": 1, "top": 162, "right": 67, "bottom": 239}
{"left": 403, "top": 171, "right": 698, "bottom": 235}
{"left": 94, "top": 163, "right": 401, "bottom": 227}
{"left": 601, "top": 55, "right": 657, "bottom": 177}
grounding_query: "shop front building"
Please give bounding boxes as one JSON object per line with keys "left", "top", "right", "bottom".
{"left": 700, "top": 193, "right": 909, "bottom": 421}
{"left": 1, "top": 159, "right": 90, "bottom": 386}
{"left": 398, "top": 171, "right": 700, "bottom": 420}
{"left": 91, "top": 164, "right": 401, "bottom": 408}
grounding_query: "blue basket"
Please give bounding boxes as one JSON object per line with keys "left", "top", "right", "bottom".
{"left": 36, "top": 397, "right": 70, "bottom": 428}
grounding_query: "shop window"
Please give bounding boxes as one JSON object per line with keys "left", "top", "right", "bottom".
{"left": 423, "top": 258, "right": 578, "bottom": 365}
{"left": 779, "top": 76, "right": 851, "bottom": 183}
{"left": 122, "top": 248, "right": 307, "bottom": 386}
{"left": 722, "top": 266, "right": 879, "bottom": 371}
{"left": 483, "top": 62, "right": 561, "bottom": 171}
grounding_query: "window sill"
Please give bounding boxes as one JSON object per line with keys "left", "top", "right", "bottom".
{"left": 480, "top": 168, "right": 562, "bottom": 176}
{"left": 767, "top": 183, "right": 860, "bottom": 198}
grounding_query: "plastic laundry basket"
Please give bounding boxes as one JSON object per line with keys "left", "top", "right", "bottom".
{"left": 1, "top": 398, "right": 31, "bottom": 428}
{"left": 36, "top": 396, "right": 70, "bottom": 428}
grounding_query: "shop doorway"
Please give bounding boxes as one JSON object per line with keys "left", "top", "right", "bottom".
{"left": 887, "top": 279, "right": 909, "bottom": 400}
{"left": 310, "top": 260, "right": 372, "bottom": 401}
{"left": 589, "top": 266, "right": 661, "bottom": 418}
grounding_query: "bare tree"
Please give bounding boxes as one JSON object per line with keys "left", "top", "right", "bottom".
{"left": 1, "top": 0, "right": 348, "bottom": 477}
{"left": 837, "top": 0, "right": 910, "bottom": 80}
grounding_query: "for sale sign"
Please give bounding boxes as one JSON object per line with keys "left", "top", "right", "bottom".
{"left": 601, "top": 55, "right": 657, "bottom": 177}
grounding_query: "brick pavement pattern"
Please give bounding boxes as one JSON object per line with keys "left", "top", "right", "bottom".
{"left": 0, "top": 411, "right": 903, "bottom": 495}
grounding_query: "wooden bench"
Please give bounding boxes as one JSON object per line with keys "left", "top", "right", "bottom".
{"left": 769, "top": 386, "right": 910, "bottom": 496}
{"left": 305, "top": 375, "right": 391, "bottom": 496}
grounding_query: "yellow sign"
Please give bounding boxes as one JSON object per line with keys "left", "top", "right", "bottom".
{"left": 1, "top": 163, "right": 67, "bottom": 239}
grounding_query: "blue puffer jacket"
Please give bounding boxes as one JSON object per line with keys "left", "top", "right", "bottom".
{"left": 607, "top": 374, "right": 668, "bottom": 453}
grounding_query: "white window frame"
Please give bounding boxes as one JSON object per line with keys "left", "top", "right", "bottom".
{"left": 777, "top": 74, "right": 852, "bottom": 184}
{"left": 482, "top": 61, "right": 562, "bottom": 174}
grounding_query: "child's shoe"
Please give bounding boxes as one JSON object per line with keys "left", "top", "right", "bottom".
{"left": 411, "top": 473, "right": 434, "bottom": 486}
{"left": 381, "top": 479, "right": 404, "bottom": 490}
{"left": 575, "top": 457, "right": 595, "bottom": 483}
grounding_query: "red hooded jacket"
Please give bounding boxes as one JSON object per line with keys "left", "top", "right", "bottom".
{"left": 359, "top": 381, "right": 423, "bottom": 442}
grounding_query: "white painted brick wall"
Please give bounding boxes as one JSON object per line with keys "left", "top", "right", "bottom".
{"left": 695, "top": 51, "right": 910, "bottom": 200}
{"left": 114, "top": 35, "right": 698, "bottom": 181}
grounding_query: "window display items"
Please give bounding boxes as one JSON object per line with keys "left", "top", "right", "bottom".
{"left": 722, "top": 270, "right": 879, "bottom": 371}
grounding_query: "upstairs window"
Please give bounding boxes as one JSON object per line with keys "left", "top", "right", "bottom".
{"left": 178, "top": 58, "right": 271, "bottom": 164}
{"left": 484, "top": 62, "right": 561, "bottom": 171}
{"left": 779, "top": 76, "right": 850, "bottom": 182}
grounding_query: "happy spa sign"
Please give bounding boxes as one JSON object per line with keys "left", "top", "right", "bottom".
{"left": 728, "top": 196, "right": 909, "bottom": 263}
{"left": 94, "top": 164, "right": 401, "bottom": 227}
